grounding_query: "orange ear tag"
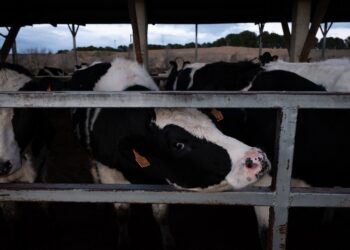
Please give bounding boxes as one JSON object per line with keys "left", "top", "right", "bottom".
{"left": 211, "top": 108, "right": 224, "bottom": 122}
{"left": 132, "top": 149, "right": 151, "bottom": 168}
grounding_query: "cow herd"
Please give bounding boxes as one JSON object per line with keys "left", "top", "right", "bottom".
{"left": 0, "top": 55, "right": 349, "bottom": 250}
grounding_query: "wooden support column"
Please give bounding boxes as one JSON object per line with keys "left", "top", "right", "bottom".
{"left": 68, "top": 24, "right": 80, "bottom": 65}
{"left": 0, "top": 25, "right": 20, "bottom": 63}
{"left": 258, "top": 23, "right": 265, "bottom": 57}
{"left": 299, "top": 0, "right": 330, "bottom": 62}
{"left": 128, "top": 0, "right": 148, "bottom": 69}
{"left": 289, "top": 0, "right": 311, "bottom": 62}
{"left": 195, "top": 24, "right": 198, "bottom": 62}
{"left": 281, "top": 21, "right": 291, "bottom": 57}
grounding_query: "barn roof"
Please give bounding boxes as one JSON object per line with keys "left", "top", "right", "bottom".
{"left": 1, "top": 0, "right": 350, "bottom": 26}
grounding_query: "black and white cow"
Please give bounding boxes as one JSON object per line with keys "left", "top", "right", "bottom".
{"left": 0, "top": 63, "right": 55, "bottom": 245}
{"left": 168, "top": 59, "right": 350, "bottom": 249}
{"left": 67, "top": 57, "right": 271, "bottom": 249}
{"left": 263, "top": 57, "right": 350, "bottom": 92}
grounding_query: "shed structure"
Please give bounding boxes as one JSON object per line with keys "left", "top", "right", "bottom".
{"left": 1, "top": 1, "right": 350, "bottom": 250}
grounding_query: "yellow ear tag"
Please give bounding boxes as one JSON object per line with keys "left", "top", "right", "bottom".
{"left": 132, "top": 149, "right": 151, "bottom": 168}
{"left": 211, "top": 108, "right": 224, "bottom": 122}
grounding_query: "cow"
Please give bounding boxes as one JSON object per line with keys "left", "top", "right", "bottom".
{"left": 168, "top": 59, "right": 350, "bottom": 250}
{"left": 258, "top": 51, "right": 278, "bottom": 65}
{"left": 264, "top": 57, "right": 350, "bottom": 92}
{"left": 67, "top": 57, "right": 271, "bottom": 249}
{"left": 0, "top": 63, "right": 56, "bottom": 247}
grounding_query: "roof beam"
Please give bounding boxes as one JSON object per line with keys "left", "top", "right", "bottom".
{"left": 0, "top": 25, "right": 20, "bottom": 63}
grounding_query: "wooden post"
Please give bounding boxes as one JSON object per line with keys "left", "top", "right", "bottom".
{"left": 68, "top": 24, "right": 80, "bottom": 65}
{"left": 281, "top": 21, "right": 291, "bottom": 57}
{"left": 289, "top": 0, "right": 311, "bottom": 62}
{"left": 258, "top": 23, "right": 265, "bottom": 57}
{"left": 299, "top": 0, "right": 330, "bottom": 62}
{"left": 0, "top": 25, "right": 20, "bottom": 63}
{"left": 319, "top": 22, "right": 333, "bottom": 60}
{"left": 128, "top": 0, "right": 148, "bottom": 68}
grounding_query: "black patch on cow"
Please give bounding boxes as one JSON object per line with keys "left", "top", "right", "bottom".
{"left": 250, "top": 70, "right": 326, "bottom": 91}
{"left": 69, "top": 62, "right": 112, "bottom": 90}
{"left": 174, "top": 68, "right": 191, "bottom": 90}
{"left": 190, "top": 61, "right": 262, "bottom": 90}
{"left": 125, "top": 85, "right": 150, "bottom": 91}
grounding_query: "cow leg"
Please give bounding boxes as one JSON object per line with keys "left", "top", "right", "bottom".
{"left": 152, "top": 204, "right": 175, "bottom": 250}
{"left": 114, "top": 203, "right": 131, "bottom": 250}
{"left": 253, "top": 175, "right": 311, "bottom": 250}
{"left": 91, "top": 161, "right": 133, "bottom": 250}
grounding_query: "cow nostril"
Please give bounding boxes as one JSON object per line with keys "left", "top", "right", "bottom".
{"left": 245, "top": 157, "right": 254, "bottom": 168}
{"left": 0, "top": 161, "right": 12, "bottom": 175}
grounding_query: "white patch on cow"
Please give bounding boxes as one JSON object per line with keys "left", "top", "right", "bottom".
{"left": 253, "top": 175, "right": 311, "bottom": 229}
{"left": 185, "top": 63, "right": 206, "bottom": 89}
{"left": 168, "top": 179, "right": 232, "bottom": 192}
{"left": 93, "top": 57, "right": 159, "bottom": 91}
{"left": 90, "top": 108, "right": 101, "bottom": 131}
{"left": 90, "top": 160, "right": 131, "bottom": 211}
{"left": 154, "top": 108, "right": 257, "bottom": 190}
{"left": 90, "top": 160, "right": 130, "bottom": 185}
{"left": 85, "top": 108, "right": 92, "bottom": 150}
{"left": 0, "top": 109, "right": 21, "bottom": 174}
{"left": 263, "top": 58, "right": 350, "bottom": 92}
{"left": 0, "top": 68, "right": 31, "bottom": 91}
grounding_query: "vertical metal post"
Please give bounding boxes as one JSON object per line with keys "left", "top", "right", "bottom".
{"left": 68, "top": 24, "right": 80, "bottom": 65}
{"left": 320, "top": 22, "right": 333, "bottom": 60}
{"left": 195, "top": 24, "right": 198, "bottom": 62}
{"left": 258, "top": 23, "right": 265, "bottom": 57}
{"left": 268, "top": 107, "right": 298, "bottom": 250}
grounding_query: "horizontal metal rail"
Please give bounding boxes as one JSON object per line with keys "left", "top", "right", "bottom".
{"left": 0, "top": 91, "right": 350, "bottom": 108}
{"left": 0, "top": 184, "right": 349, "bottom": 207}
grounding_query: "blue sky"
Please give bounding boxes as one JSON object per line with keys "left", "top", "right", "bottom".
{"left": 1, "top": 23, "right": 350, "bottom": 53}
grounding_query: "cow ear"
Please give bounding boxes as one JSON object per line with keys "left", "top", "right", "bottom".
{"left": 132, "top": 149, "right": 151, "bottom": 168}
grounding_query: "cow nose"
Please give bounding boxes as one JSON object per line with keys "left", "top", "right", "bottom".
{"left": 244, "top": 148, "right": 270, "bottom": 178}
{"left": 0, "top": 161, "right": 12, "bottom": 176}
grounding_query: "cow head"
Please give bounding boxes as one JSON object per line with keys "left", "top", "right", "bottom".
{"left": 131, "top": 108, "right": 271, "bottom": 191}
{"left": 0, "top": 64, "right": 50, "bottom": 177}
{"left": 165, "top": 57, "right": 190, "bottom": 90}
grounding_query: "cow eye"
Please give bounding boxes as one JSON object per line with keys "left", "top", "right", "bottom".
{"left": 174, "top": 142, "right": 185, "bottom": 151}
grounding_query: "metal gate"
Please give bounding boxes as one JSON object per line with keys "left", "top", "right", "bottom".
{"left": 0, "top": 90, "right": 350, "bottom": 250}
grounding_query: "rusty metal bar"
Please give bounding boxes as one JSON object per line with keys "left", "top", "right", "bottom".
{"left": 269, "top": 108, "right": 298, "bottom": 250}
{"left": 0, "top": 91, "right": 350, "bottom": 109}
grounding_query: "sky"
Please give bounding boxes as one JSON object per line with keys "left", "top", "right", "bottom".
{"left": 1, "top": 22, "right": 350, "bottom": 53}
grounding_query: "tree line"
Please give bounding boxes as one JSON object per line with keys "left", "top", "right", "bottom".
{"left": 57, "top": 30, "right": 350, "bottom": 53}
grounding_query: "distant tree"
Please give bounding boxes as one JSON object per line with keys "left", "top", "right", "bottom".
{"left": 344, "top": 36, "right": 350, "bottom": 49}
{"left": 57, "top": 49, "right": 69, "bottom": 54}
{"left": 317, "top": 37, "right": 346, "bottom": 49}
{"left": 211, "top": 37, "right": 227, "bottom": 47}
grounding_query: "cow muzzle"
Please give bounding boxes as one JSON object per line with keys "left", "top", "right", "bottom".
{"left": 0, "top": 160, "right": 13, "bottom": 176}
{"left": 225, "top": 147, "right": 271, "bottom": 189}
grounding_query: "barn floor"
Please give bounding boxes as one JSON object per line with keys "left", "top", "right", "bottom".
{"left": 1, "top": 109, "right": 349, "bottom": 250}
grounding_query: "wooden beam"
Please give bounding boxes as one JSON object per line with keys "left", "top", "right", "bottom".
{"left": 289, "top": 0, "right": 311, "bottom": 62}
{"left": 299, "top": 0, "right": 330, "bottom": 62}
{"left": 281, "top": 21, "right": 291, "bottom": 56}
{"left": 1, "top": 25, "right": 20, "bottom": 63}
{"left": 128, "top": 0, "right": 143, "bottom": 64}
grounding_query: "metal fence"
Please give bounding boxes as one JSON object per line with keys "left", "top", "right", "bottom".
{"left": 1, "top": 91, "right": 350, "bottom": 250}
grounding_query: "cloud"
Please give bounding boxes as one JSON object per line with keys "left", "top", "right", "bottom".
{"left": 1, "top": 22, "right": 349, "bottom": 53}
